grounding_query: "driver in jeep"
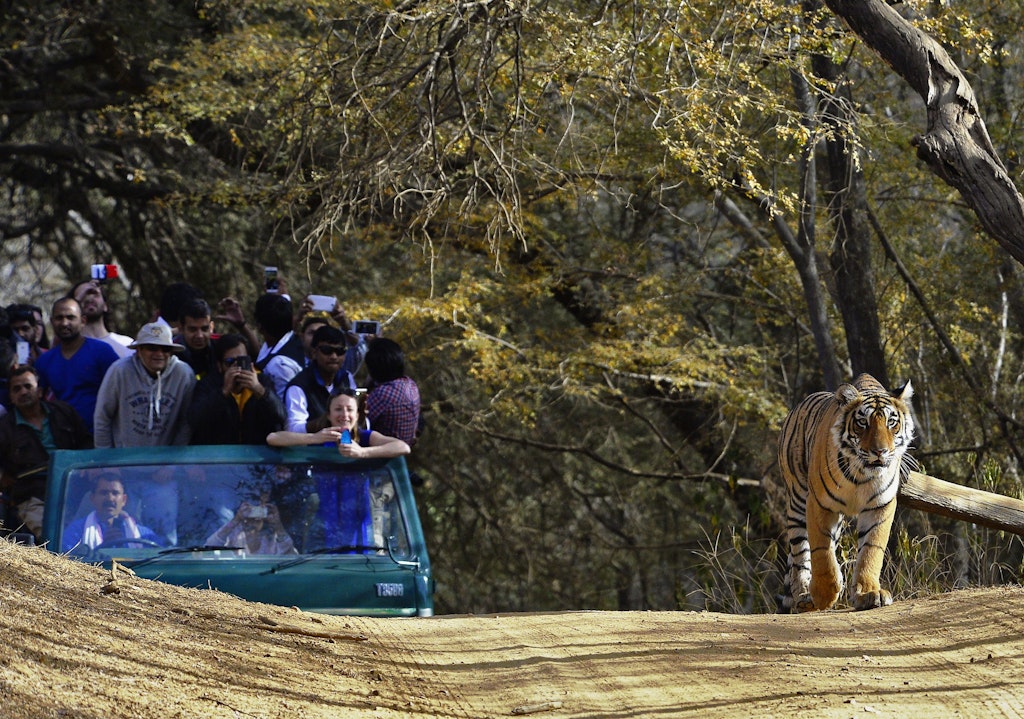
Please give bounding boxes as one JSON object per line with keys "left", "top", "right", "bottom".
{"left": 62, "top": 475, "right": 164, "bottom": 551}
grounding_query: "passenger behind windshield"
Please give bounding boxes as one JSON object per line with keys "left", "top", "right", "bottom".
{"left": 205, "top": 499, "right": 297, "bottom": 555}
{"left": 62, "top": 475, "right": 164, "bottom": 551}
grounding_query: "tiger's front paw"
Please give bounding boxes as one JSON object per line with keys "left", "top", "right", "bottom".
{"left": 852, "top": 588, "right": 892, "bottom": 611}
{"left": 809, "top": 579, "right": 840, "bottom": 611}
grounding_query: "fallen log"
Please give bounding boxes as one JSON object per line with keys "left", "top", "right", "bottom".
{"left": 899, "top": 471, "right": 1024, "bottom": 536}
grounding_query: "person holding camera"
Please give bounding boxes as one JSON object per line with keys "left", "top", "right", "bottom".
{"left": 70, "top": 279, "right": 134, "bottom": 358}
{"left": 204, "top": 498, "right": 296, "bottom": 555}
{"left": 187, "top": 334, "right": 285, "bottom": 445}
{"left": 6, "top": 303, "right": 46, "bottom": 366}
{"left": 295, "top": 295, "right": 369, "bottom": 376}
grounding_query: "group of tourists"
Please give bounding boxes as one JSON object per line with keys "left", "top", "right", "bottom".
{"left": 0, "top": 278, "right": 421, "bottom": 543}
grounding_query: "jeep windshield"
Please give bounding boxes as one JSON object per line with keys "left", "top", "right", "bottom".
{"left": 56, "top": 456, "right": 412, "bottom": 561}
{"left": 43, "top": 446, "right": 433, "bottom": 617}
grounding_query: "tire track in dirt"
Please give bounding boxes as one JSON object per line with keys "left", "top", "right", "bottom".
{"left": 5, "top": 539, "right": 1024, "bottom": 719}
{"left": 875, "top": 592, "right": 1024, "bottom": 718}
{"left": 355, "top": 588, "right": 1024, "bottom": 718}
{"left": 350, "top": 614, "right": 481, "bottom": 718}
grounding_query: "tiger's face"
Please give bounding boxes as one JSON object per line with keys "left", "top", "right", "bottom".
{"left": 834, "top": 381, "right": 915, "bottom": 476}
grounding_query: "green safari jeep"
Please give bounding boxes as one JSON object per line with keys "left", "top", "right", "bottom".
{"left": 41, "top": 445, "right": 434, "bottom": 617}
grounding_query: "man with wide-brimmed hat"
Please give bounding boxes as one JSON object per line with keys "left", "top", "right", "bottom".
{"left": 93, "top": 322, "right": 196, "bottom": 448}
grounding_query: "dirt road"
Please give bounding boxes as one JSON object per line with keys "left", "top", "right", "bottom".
{"left": 1, "top": 540, "right": 1022, "bottom": 718}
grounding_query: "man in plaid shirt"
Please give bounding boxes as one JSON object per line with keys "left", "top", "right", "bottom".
{"left": 365, "top": 338, "right": 420, "bottom": 446}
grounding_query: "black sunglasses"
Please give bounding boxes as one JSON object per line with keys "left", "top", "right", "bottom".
{"left": 317, "top": 344, "right": 346, "bottom": 356}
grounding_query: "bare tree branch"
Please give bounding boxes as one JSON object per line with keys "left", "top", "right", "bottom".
{"left": 825, "top": 0, "right": 1024, "bottom": 265}
{"left": 467, "top": 423, "right": 761, "bottom": 488}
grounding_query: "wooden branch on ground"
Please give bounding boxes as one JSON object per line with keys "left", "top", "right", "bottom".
{"left": 899, "top": 471, "right": 1024, "bottom": 536}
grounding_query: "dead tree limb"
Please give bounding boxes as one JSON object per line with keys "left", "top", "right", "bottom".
{"left": 899, "top": 471, "right": 1024, "bottom": 536}
{"left": 824, "top": 0, "right": 1024, "bottom": 266}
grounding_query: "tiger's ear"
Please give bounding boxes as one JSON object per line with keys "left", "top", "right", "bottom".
{"left": 835, "top": 383, "right": 860, "bottom": 406}
{"left": 894, "top": 379, "right": 913, "bottom": 401}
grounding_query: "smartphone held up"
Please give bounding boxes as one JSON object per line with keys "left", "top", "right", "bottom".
{"left": 264, "top": 266, "right": 279, "bottom": 294}
{"left": 353, "top": 320, "right": 380, "bottom": 336}
{"left": 91, "top": 264, "right": 118, "bottom": 282}
{"left": 308, "top": 294, "right": 336, "bottom": 312}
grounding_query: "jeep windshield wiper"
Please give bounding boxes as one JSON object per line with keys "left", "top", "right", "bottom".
{"left": 123, "top": 545, "right": 242, "bottom": 570}
{"left": 262, "top": 545, "right": 383, "bottom": 575}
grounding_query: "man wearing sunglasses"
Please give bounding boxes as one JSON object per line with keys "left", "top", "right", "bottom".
{"left": 187, "top": 334, "right": 285, "bottom": 444}
{"left": 283, "top": 325, "right": 357, "bottom": 433}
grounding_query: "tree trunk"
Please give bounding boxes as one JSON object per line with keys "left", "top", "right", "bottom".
{"left": 788, "top": 69, "right": 844, "bottom": 391}
{"left": 824, "top": 0, "right": 1024, "bottom": 267}
{"left": 811, "top": 47, "right": 889, "bottom": 386}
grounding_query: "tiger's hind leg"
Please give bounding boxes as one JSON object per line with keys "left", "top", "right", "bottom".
{"left": 785, "top": 526, "right": 813, "bottom": 612}
{"left": 784, "top": 487, "right": 813, "bottom": 612}
{"left": 850, "top": 499, "right": 897, "bottom": 611}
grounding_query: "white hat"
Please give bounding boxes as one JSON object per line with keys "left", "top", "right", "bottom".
{"left": 128, "top": 323, "right": 185, "bottom": 352}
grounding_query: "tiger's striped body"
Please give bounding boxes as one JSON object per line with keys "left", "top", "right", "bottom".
{"left": 778, "top": 374, "right": 916, "bottom": 612}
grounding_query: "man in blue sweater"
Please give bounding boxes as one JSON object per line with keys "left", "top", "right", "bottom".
{"left": 34, "top": 297, "right": 120, "bottom": 435}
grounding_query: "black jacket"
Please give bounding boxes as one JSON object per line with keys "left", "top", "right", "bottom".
{"left": 255, "top": 333, "right": 305, "bottom": 371}
{"left": 187, "top": 371, "right": 286, "bottom": 445}
{"left": 177, "top": 342, "right": 219, "bottom": 379}
{"left": 0, "top": 400, "right": 92, "bottom": 504}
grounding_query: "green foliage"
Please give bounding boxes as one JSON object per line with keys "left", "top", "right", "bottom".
{"left": 6, "top": 0, "right": 1024, "bottom": 615}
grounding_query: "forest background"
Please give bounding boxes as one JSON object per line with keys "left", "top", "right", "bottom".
{"left": 3, "top": 0, "right": 1024, "bottom": 615}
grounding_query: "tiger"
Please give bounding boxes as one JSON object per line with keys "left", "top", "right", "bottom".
{"left": 777, "top": 373, "right": 917, "bottom": 613}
